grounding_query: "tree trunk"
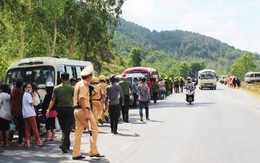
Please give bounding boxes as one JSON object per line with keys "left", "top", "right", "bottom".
{"left": 19, "top": 21, "right": 25, "bottom": 59}
{"left": 19, "top": 0, "right": 29, "bottom": 59}
{"left": 68, "top": 0, "right": 82, "bottom": 59}
{"left": 51, "top": 16, "right": 57, "bottom": 56}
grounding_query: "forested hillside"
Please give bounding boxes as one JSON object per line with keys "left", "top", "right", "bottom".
{"left": 0, "top": 0, "right": 259, "bottom": 82}
{"left": 113, "top": 19, "right": 260, "bottom": 78}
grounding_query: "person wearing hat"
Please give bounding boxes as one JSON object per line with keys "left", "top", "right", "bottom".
{"left": 98, "top": 75, "right": 108, "bottom": 122}
{"left": 179, "top": 77, "right": 185, "bottom": 93}
{"left": 91, "top": 77, "right": 104, "bottom": 125}
{"left": 42, "top": 82, "right": 56, "bottom": 142}
{"left": 105, "top": 74, "right": 124, "bottom": 134}
{"left": 72, "top": 65, "right": 104, "bottom": 160}
{"left": 46, "top": 72, "right": 74, "bottom": 153}
{"left": 119, "top": 73, "right": 133, "bottom": 123}
{"left": 174, "top": 77, "right": 179, "bottom": 93}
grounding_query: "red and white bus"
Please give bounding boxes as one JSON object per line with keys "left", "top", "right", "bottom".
{"left": 123, "top": 67, "right": 160, "bottom": 88}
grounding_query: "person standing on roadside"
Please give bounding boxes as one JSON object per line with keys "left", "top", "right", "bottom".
{"left": 0, "top": 84, "right": 12, "bottom": 147}
{"left": 91, "top": 77, "right": 104, "bottom": 125}
{"left": 158, "top": 78, "right": 166, "bottom": 100}
{"left": 99, "top": 75, "right": 108, "bottom": 122}
{"left": 46, "top": 72, "right": 74, "bottom": 153}
{"left": 119, "top": 73, "right": 133, "bottom": 123}
{"left": 132, "top": 77, "right": 139, "bottom": 108}
{"left": 72, "top": 65, "right": 104, "bottom": 160}
{"left": 10, "top": 80, "right": 25, "bottom": 147}
{"left": 22, "top": 83, "right": 43, "bottom": 148}
{"left": 138, "top": 77, "right": 151, "bottom": 122}
{"left": 42, "top": 82, "right": 56, "bottom": 142}
{"left": 151, "top": 78, "right": 159, "bottom": 103}
{"left": 105, "top": 75, "right": 124, "bottom": 134}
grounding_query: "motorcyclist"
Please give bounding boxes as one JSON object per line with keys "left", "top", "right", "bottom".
{"left": 184, "top": 77, "right": 195, "bottom": 102}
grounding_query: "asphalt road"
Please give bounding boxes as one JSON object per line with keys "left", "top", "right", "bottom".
{"left": 1, "top": 83, "right": 260, "bottom": 163}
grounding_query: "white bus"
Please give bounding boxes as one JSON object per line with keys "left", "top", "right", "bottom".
{"left": 198, "top": 69, "right": 217, "bottom": 90}
{"left": 244, "top": 72, "right": 260, "bottom": 83}
{"left": 5, "top": 56, "right": 93, "bottom": 97}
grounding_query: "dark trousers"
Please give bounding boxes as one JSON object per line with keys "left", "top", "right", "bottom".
{"left": 15, "top": 117, "right": 25, "bottom": 144}
{"left": 57, "top": 107, "right": 74, "bottom": 149}
{"left": 121, "top": 95, "right": 130, "bottom": 122}
{"left": 139, "top": 101, "right": 149, "bottom": 119}
{"left": 153, "top": 92, "right": 158, "bottom": 103}
{"left": 109, "top": 104, "right": 120, "bottom": 133}
{"left": 133, "top": 93, "right": 138, "bottom": 107}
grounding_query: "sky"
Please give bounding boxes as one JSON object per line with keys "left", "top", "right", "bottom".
{"left": 121, "top": 0, "right": 260, "bottom": 54}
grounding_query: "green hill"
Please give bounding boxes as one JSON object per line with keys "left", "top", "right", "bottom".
{"left": 113, "top": 19, "right": 260, "bottom": 77}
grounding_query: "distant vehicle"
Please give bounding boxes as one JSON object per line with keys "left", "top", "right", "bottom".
{"left": 219, "top": 75, "right": 227, "bottom": 85}
{"left": 198, "top": 69, "right": 217, "bottom": 90}
{"left": 244, "top": 72, "right": 260, "bottom": 83}
{"left": 123, "top": 67, "right": 160, "bottom": 88}
{"left": 116, "top": 73, "right": 145, "bottom": 107}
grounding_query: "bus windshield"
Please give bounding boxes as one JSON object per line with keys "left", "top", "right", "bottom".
{"left": 200, "top": 72, "right": 216, "bottom": 79}
{"left": 5, "top": 66, "right": 55, "bottom": 86}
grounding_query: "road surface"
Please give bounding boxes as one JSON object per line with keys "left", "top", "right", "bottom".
{"left": 1, "top": 84, "right": 260, "bottom": 163}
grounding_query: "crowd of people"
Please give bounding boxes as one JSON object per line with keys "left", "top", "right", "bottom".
{"left": 220, "top": 76, "right": 241, "bottom": 88}
{"left": 0, "top": 66, "right": 162, "bottom": 160}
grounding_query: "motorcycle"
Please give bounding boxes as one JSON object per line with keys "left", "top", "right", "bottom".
{"left": 186, "top": 86, "right": 195, "bottom": 104}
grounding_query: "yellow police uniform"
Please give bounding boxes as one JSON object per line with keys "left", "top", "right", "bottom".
{"left": 99, "top": 76, "right": 108, "bottom": 121}
{"left": 72, "top": 66, "right": 99, "bottom": 158}
{"left": 92, "top": 83, "right": 104, "bottom": 124}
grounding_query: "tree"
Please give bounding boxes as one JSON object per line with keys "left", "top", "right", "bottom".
{"left": 178, "top": 61, "right": 190, "bottom": 79}
{"left": 230, "top": 53, "right": 256, "bottom": 80}
{"left": 190, "top": 61, "right": 206, "bottom": 77}
{"left": 129, "top": 47, "right": 142, "bottom": 67}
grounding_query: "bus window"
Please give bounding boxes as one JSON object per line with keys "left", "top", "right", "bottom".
{"left": 75, "top": 66, "right": 82, "bottom": 79}
{"left": 65, "top": 65, "right": 74, "bottom": 79}
{"left": 5, "top": 66, "right": 55, "bottom": 86}
{"left": 152, "top": 72, "right": 159, "bottom": 82}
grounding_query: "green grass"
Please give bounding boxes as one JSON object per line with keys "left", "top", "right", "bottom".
{"left": 241, "top": 82, "right": 260, "bottom": 96}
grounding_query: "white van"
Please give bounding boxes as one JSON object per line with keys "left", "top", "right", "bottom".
{"left": 198, "top": 69, "right": 217, "bottom": 90}
{"left": 244, "top": 72, "right": 260, "bottom": 83}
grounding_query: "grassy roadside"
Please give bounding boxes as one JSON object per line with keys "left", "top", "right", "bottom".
{"left": 240, "top": 82, "right": 260, "bottom": 97}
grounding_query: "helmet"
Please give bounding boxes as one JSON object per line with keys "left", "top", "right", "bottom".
{"left": 91, "top": 77, "right": 99, "bottom": 83}
{"left": 122, "top": 73, "right": 127, "bottom": 79}
{"left": 99, "top": 75, "right": 106, "bottom": 81}
{"left": 109, "top": 74, "right": 117, "bottom": 82}
{"left": 187, "top": 77, "right": 192, "bottom": 81}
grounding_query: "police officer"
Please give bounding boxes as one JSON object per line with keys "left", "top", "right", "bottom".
{"left": 91, "top": 77, "right": 104, "bottom": 125}
{"left": 72, "top": 65, "right": 104, "bottom": 160}
{"left": 98, "top": 75, "right": 108, "bottom": 122}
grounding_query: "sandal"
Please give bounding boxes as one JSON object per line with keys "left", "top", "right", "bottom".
{"left": 44, "top": 139, "right": 49, "bottom": 142}
{"left": 17, "top": 142, "right": 25, "bottom": 148}
{"left": 24, "top": 142, "right": 31, "bottom": 148}
{"left": 37, "top": 141, "right": 43, "bottom": 147}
